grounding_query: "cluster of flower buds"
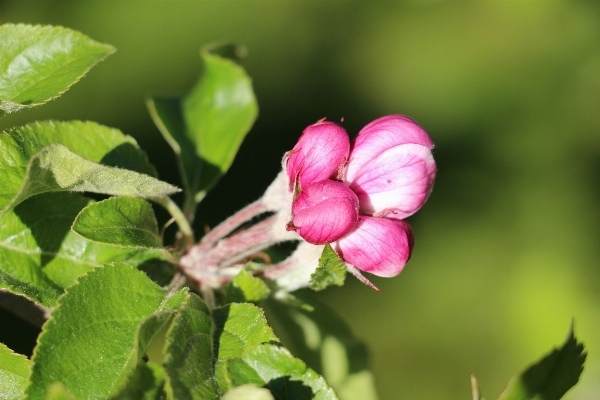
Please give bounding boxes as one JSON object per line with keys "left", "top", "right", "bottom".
{"left": 180, "top": 115, "right": 436, "bottom": 291}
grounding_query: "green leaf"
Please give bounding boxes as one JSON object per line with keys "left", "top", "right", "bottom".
{"left": 0, "top": 192, "right": 175, "bottom": 307}
{"left": 226, "top": 344, "right": 339, "bottom": 400}
{"left": 222, "top": 384, "right": 274, "bottom": 400}
{"left": 0, "top": 342, "right": 30, "bottom": 400}
{"left": 2, "top": 144, "right": 179, "bottom": 216}
{"left": 148, "top": 44, "right": 258, "bottom": 203}
{"left": 266, "top": 295, "right": 378, "bottom": 400}
{"left": 225, "top": 269, "right": 271, "bottom": 304}
{"left": 0, "top": 120, "right": 162, "bottom": 216}
{"left": 110, "top": 361, "right": 167, "bottom": 400}
{"left": 0, "top": 24, "right": 115, "bottom": 115}
{"left": 498, "top": 328, "right": 586, "bottom": 400}
{"left": 73, "top": 197, "right": 162, "bottom": 249}
{"left": 310, "top": 244, "right": 347, "bottom": 291}
{"left": 44, "top": 382, "right": 76, "bottom": 400}
{"left": 163, "top": 291, "right": 219, "bottom": 399}
{"left": 26, "top": 264, "right": 186, "bottom": 400}
{"left": 213, "top": 303, "right": 279, "bottom": 393}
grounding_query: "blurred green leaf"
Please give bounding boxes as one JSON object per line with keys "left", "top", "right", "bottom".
{"left": 0, "top": 192, "right": 174, "bottom": 307}
{"left": 266, "top": 295, "right": 377, "bottom": 400}
{"left": 310, "top": 244, "right": 346, "bottom": 291}
{"left": 498, "top": 328, "right": 586, "bottom": 400}
{"left": 0, "top": 24, "right": 115, "bottom": 115}
{"left": 225, "top": 269, "right": 271, "bottom": 304}
{"left": 222, "top": 384, "right": 274, "bottom": 400}
{"left": 1, "top": 143, "right": 179, "bottom": 216}
{"left": 26, "top": 264, "right": 186, "bottom": 399}
{"left": 226, "top": 344, "right": 339, "bottom": 400}
{"left": 163, "top": 291, "right": 219, "bottom": 399}
{"left": 110, "top": 361, "right": 167, "bottom": 400}
{"left": 44, "top": 382, "right": 76, "bottom": 400}
{"left": 73, "top": 197, "right": 162, "bottom": 249}
{"left": 0, "top": 342, "right": 30, "bottom": 400}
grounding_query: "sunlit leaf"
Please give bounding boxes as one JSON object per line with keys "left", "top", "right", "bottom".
{"left": 310, "top": 244, "right": 346, "bottom": 291}
{"left": 0, "top": 192, "right": 174, "bottom": 307}
{"left": 73, "top": 197, "right": 162, "bottom": 249}
{"left": 224, "top": 269, "right": 270, "bottom": 304}
{"left": 0, "top": 24, "right": 115, "bottom": 115}
{"left": 222, "top": 384, "right": 274, "bottom": 400}
{"left": 0, "top": 342, "right": 30, "bottom": 400}
{"left": 498, "top": 328, "right": 586, "bottom": 400}
{"left": 26, "top": 264, "right": 186, "bottom": 399}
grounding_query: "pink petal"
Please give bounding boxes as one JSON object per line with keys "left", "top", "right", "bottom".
{"left": 348, "top": 144, "right": 436, "bottom": 219}
{"left": 335, "top": 216, "right": 413, "bottom": 277}
{"left": 346, "top": 115, "right": 436, "bottom": 218}
{"left": 287, "top": 121, "right": 350, "bottom": 190}
{"left": 292, "top": 180, "right": 359, "bottom": 244}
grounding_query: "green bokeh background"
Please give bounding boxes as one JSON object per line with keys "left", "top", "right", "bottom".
{"left": 2, "top": 1, "right": 600, "bottom": 399}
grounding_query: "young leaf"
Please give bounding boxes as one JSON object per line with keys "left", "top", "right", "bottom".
{"left": 0, "top": 342, "right": 30, "bottom": 400}
{"left": 2, "top": 144, "right": 179, "bottom": 216}
{"left": 0, "top": 193, "right": 174, "bottom": 307}
{"left": 266, "top": 295, "right": 378, "bottom": 400}
{"left": 148, "top": 44, "right": 258, "bottom": 204}
{"left": 110, "top": 361, "right": 167, "bottom": 400}
{"left": 224, "top": 269, "right": 271, "bottom": 304}
{"left": 163, "top": 291, "right": 219, "bottom": 399}
{"left": 26, "top": 264, "right": 186, "bottom": 400}
{"left": 498, "top": 328, "right": 586, "bottom": 400}
{"left": 0, "top": 24, "right": 115, "bottom": 115}
{"left": 310, "top": 244, "right": 347, "bottom": 291}
{"left": 73, "top": 197, "right": 162, "bottom": 249}
{"left": 227, "top": 344, "right": 339, "bottom": 400}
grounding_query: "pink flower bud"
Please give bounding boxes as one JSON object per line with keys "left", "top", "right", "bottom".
{"left": 291, "top": 180, "right": 359, "bottom": 245}
{"left": 286, "top": 121, "right": 350, "bottom": 190}
{"left": 345, "top": 115, "right": 436, "bottom": 219}
{"left": 335, "top": 216, "right": 413, "bottom": 277}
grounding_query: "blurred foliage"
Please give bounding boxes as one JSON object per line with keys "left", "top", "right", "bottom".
{"left": 1, "top": 1, "right": 600, "bottom": 399}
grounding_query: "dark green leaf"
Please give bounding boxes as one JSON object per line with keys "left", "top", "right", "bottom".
{"left": 110, "top": 361, "right": 167, "bottom": 400}
{"left": 0, "top": 342, "right": 30, "bottom": 400}
{"left": 224, "top": 269, "right": 271, "bottom": 304}
{"left": 73, "top": 197, "right": 162, "bottom": 249}
{"left": 163, "top": 291, "right": 219, "bottom": 399}
{"left": 26, "top": 264, "right": 186, "bottom": 399}
{"left": 0, "top": 24, "right": 115, "bottom": 115}
{"left": 226, "top": 344, "right": 338, "bottom": 400}
{"left": 266, "top": 295, "right": 378, "bottom": 400}
{"left": 498, "top": 328, "right": 586, "bottom": 400}
{"left": 0, "top": 193, "right": 174, "bottom": 307}
{"left": 310, "top": 244, "right": 346, "bottom": 291}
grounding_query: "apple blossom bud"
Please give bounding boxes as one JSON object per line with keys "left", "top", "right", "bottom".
{"left": 345, "top": 115, "right": 436, "bottom": 219}
{"left": 291, "top": 180, "right": 359, "bottom": 245}
{"left": 286, "top": 121, "right": 350, "bottom": 190}
{"left": 335, "top": 216, "right": 413, "bottom": 277}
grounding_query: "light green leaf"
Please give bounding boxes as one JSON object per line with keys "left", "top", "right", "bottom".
{"left": 213, "top": 303, "right": 279, "bottom": 393}
{"left": 310, "top": 244, "right": 347, "bottom": 291}
{"left": 163, "top": 291, "right": 219, "bottom": 399}
{"left": 148, "top": 44, "right": 258, "bottom": 203}
{"left": 0, "top": 192, "right": 175, "bottom": 307}
{"left": 44, "top": 382, "right": 76, "bottom": 400}
{"left": 0, "top": 120, "right": 162, "bottom": 217}
{"left": 225, "top": 269, "right": 270, "bottom": 304}
{"left": 1, "top": 144, "right": 179, "bottom": 216}
{"left": 222, "top": 384, "right": 274, "bottom": 400}
{"left": 0, "top": 24, "right": 115, "bottom": 115}
{"left": 0, "top": 342, "right": 30, "bottom": 400}
{"left": 73, "top": 197, "right": 162, "bottom": 249}
{"left": 226, "top": 344, "right": 339, "bottom": 400}
{"left": 110, "top": 361, "right": 167, "bottom": 400}
{"left": 266, "top": 295, "right": 378, "bottom": 400}
{"left": 498, "top": 328, "right": 586, "bottom": 400}
{"left": 26, "top": 264, "right": 186, "bottom": 400}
